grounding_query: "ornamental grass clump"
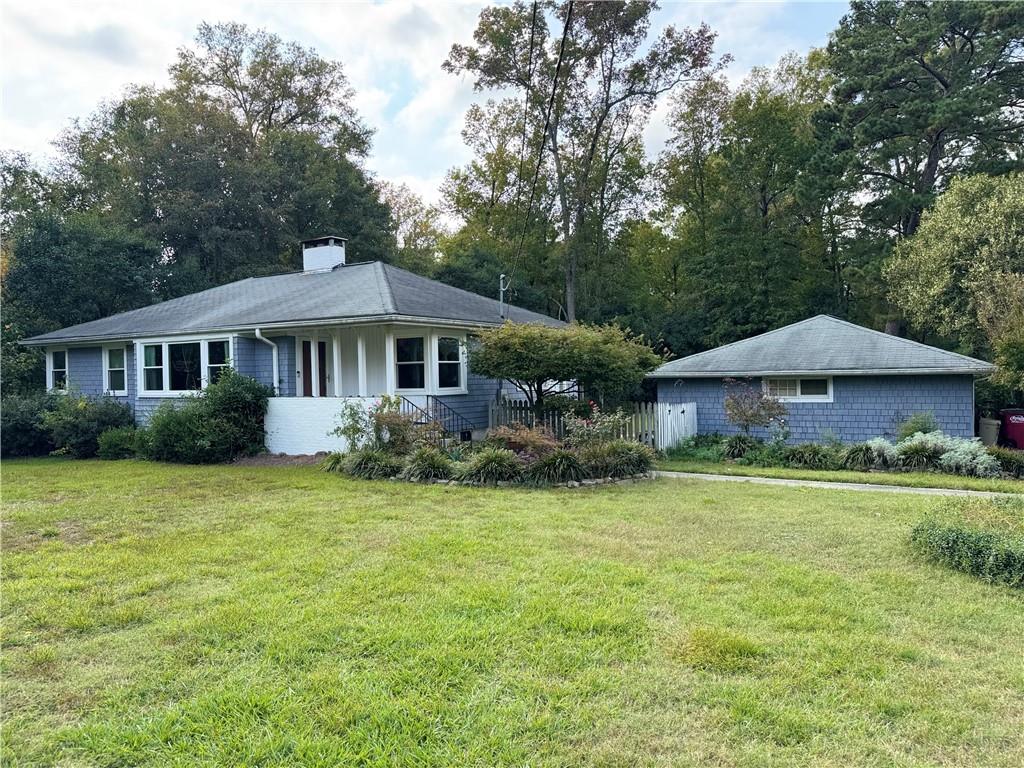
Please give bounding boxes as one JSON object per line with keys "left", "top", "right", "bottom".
{"left": 782, "top": 442, "right": 842, "bottom": 470}
{"left": 457, "top": 447, "right": 522, "bottom": 484}
{"left": 843, "top": 438, "right": 897, "bottom": 470}
{"left": 344, "top": 448, "right": 403, "bottom": 480}
{"left": 910, "top": 498, "right": 1024, "bottom": 588}
{"left": 402, "top": 446, "right": 454, "bottom": 482}
{"left": 895, "top": 431, "right": 955, "bottom": 471}
{"left": 723, "top": 433, "right": 760, "bottom": 459}
{"left": 579, "top": 439, "right": 654, "bottom": 478}
{"left": 525, "top": 449, "right": 585, "bottom": 486}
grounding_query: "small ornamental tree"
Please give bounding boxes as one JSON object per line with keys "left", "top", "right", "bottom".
{"left": 468, "top": 323, "right": 662, "bottom": 415}
{"left": 723, "top": 379, "right": 787, "bottom": 435}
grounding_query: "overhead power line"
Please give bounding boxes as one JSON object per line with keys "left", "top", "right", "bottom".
{"left": 504, "top": 0, "right": 574, "bottom": 308}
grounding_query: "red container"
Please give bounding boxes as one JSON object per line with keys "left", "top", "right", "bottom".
{"left": 1000, "top": 409, "right": 1024, "bottom": 449}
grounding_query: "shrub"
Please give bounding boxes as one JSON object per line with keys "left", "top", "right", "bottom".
{"left": 97, "top": 427, "right": 138, "bottom": 460}
{"left": 580, "top": 439, "right": 654, "bottom": 478}
{"left": 894, "top": 431, "right": 955, "bottom": 471}
{"left": 402, "top": 446, "right": 454, "bottom": 482}
{"left": 782, "top": 443, "right": 841, "bottom": 470}
{"left": 937, "top": 442, "right": 1002, "bottom": 478}
{"left": 331, "top": 395, "right": 432, "bottom": 454}
{"left": 319, "top": 452, "right": 346, "bottom": 473}
{"left": 486, "top": 423, "right": 558, "bottom": 456}
{"left": 722, "top": 380, "right": 787, "bottom": 434}
{"left": 666, "top": 435, "right": 725, "bottom": 462}
{"left": 345, "top": 448, "right": 403, "bottom": 480}
{"left": 141, "top": 370, "right": 272, "bottom": 463}
{"left": 989, "top": 446, "right": 1024, "bottom": 478}
{"left": 723, "top": 433, "right": 761, "bottom": 459}
{"left": 526, "top": 448, "right": 585, "bottom": 485}
{"left": 738, "top": 443, "right": 786, "bottom": 467}
{"left": 843, "top": 438, "right": 896, "bottom": 470}
{"left": 910, "top": 498, "right": 1024, "bottom": 588}
{"left": 563, "top": 405, "right": 633, "bottom": 448}
{"left": 1, "top": 392, "right": 58, "bottom": 457}
{"left": 42, "top": 395, "right": 134, "bottom": 458}
{"left": 457, "top": 447, "right": 522, "bottom": 484}
{"left": 897, "top": 412, "right": 940, "bottom": 442}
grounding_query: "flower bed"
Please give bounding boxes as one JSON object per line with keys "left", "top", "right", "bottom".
{"left": 321, "top": 402, "right": 657, "bottom": 488}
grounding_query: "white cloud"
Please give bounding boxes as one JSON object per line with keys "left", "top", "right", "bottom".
{"left": 1, "top": 0, "right": 843, "bottom": 205}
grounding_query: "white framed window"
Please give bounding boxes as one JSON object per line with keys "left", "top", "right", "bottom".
{"left": 395, "top": 336, "right": 426, "bottom": 390}
{"left": 47, "top": 348, "right": 68, "bottom": 392}
{"left": 207, "top": 340, "right": 230, "bottom": 384}
{"left": 138, "top": 337, "right": 230, "bottom": 396}
{"left": 436, "top": 336, "right": 464, "bottom": 390}
{"left": 104, "top": 346, "right": 128, "bottom": 396}
{"left": 764, "top": 377, "right": 832, "bottom": 402}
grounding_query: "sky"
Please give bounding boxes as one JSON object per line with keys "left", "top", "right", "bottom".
{"left": 0, "top": 1, "right": 849, "bottom": 204}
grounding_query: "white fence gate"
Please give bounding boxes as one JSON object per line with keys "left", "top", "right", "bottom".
{"left": 488, "top": 400, "right": 696, "bottom": 451}
{"left": 655, "top": 401, "right": 697, "bottom": 451}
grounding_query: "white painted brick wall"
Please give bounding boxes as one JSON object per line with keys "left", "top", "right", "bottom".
{"left": 265, "top": 397, "right": 378, "bottom": 455}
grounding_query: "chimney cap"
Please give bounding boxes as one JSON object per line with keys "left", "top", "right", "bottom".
{"left": 301, "top": 235, "right": 349, "bottom": 248}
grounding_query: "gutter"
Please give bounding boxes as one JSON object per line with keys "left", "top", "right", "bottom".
{"left": 254, "top": 329, "right": 280, "bottom": 396}
{"left": 646, "top": 367, "right": 996, "bottom": 378}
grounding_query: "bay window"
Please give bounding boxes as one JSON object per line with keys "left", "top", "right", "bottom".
{"left": 105, "top": 347, "right": 127, "bottom": 395}
{"left": 396, "top": 337, "right": 425, "bottom": 390}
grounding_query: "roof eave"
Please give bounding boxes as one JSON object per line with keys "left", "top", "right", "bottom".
{"left": 646, "top": 366, "right": 996, "bottom": 378}
{"left": 19, "top": 312, "right": 560, "bottom": 347}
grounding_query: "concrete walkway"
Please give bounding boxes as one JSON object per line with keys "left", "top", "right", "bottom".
{"left": 653, "top": 470, "right": 1022, "bottom": 498}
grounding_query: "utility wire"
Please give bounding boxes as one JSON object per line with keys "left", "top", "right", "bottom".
{"left": 506, "top": 0, "right": 574, "bottom": 292}
{"left": 511, "top": 1, "right": 540, "bottom": 214}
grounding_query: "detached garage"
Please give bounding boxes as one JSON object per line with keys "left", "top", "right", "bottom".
{"left": 650, "top": 315, "right": 995, "bottom": 444}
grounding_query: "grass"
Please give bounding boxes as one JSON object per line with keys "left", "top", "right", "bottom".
{"left": 657, "top": 457, "right": 1024, "bottom": 494}
{"left": 3, "top": 458, "right": 1024, "bottom": 767}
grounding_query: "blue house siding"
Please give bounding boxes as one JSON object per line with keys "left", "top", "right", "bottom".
{"left": 656, "top": 375, "right": 975, "bottom": 443}
{"left": 67, "top": 347, "right": 103, "bottom": 395}
{"left": 437, "top": 372, "right": 499, "bottom": 430}
{"left": 232, "top": 336, "right": 276, "bottom": 390}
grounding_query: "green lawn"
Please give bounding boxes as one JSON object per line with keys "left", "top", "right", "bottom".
{"left": 3, "top": 459, "right": 1023, "bottom": 767}
{"left": 657, "top": 458, "right": 1024, "bottom": 494}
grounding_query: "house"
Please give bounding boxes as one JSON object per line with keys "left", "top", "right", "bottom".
{"left": 22, "top": 237, "right": 562, "bottom": 453}
{"left": 649, "top": 315, "right": 995, "bottom": 443}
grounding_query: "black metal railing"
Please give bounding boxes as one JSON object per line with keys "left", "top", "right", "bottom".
{"left": 398, "top": 396, "right": 477, "bottom": 443}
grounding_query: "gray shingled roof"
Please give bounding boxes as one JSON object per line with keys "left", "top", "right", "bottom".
{"left": 649, "top": 315, "right": 994, "bottom": 378}
{"left": 23, "top": 261, "right": 563, "bottom": 345}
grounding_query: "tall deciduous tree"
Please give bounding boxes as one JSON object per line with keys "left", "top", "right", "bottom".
{"left": 886, "top": 172, "right": 1024, "bottom": 388}
{"left": 445, "top": 0, "right": 720, "bottom": 321}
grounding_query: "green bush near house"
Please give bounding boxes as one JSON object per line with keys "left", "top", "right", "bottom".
{"left": 97, "top": 426, "right": 138, "bottom": 460}
{"left": 723, "top": 433, "right": 760, "bottom": 459}
{"left": 910, "top": 498, "right": 1024, "bottom": 588}
{"left": 41, "top": 394, "right": 134, "bottom": 459}
{"left": 989, "top": 446, "right": 1024, "bottom": 478}
{"left": 781, "top": 443, "right": 842, "bottom": 470}
{"left": 897, "top": 412, "right": 940, "bottom": 441}
{"left": 141, "top": 369, "right": 272, "bottom": 463}
{"left": 0, "top": 392, "right": 59, "bottom": 457}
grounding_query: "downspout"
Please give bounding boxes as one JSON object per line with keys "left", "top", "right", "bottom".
{"left": 254, "top": 329, "right": 280, "bottom": 396}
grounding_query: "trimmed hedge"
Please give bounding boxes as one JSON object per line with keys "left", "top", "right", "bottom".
{"left": 909, "top": 499, "right": 1024, "bottom": 588}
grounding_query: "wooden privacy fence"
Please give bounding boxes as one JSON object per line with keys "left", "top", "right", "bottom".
{"left": 489, "top": 400, "right": 696, "bottom": 450}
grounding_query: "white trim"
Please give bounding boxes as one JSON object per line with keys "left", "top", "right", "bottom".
{"left": 332, "top": 333, "right": 343, "bottom": 397}
{"left": 393, "top": 333, "right": 426, "bottom": 394}
{"left": 103, "top": 344, "right": 129, "bottom": 396}
{"left": 22, "top": 314, "right": 545, "bottom": 347}
{"left": 434, "top": 332, "right": 468, "bottom": 395}
{"left": 46, "top": 348, "right": 69, "bottom": 392}
{"left": 763, "top": 376, "right": 834, "bottom": 403}
{"left": 356, "top": 334, "right": 368, "bottom": 396}
{"left": 648, "top": 367, "right": 994, "bottom": 378}
{"left": 295, "top": 335, "right": 333, "bottom": 397}
{"left": 137, "top": 337, "right": 231, "bottom": 398}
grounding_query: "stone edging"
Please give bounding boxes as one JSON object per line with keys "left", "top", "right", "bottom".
{"left": 390, "top": 472, "right": 657, "bottom": 488}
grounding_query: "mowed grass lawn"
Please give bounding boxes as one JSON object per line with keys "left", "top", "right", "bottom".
{"left": 3, "top": 460, "right": 1023, "bottom": 767}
